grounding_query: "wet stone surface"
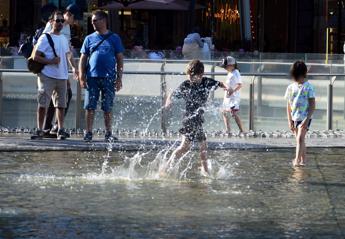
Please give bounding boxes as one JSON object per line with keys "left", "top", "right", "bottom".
{"left": 1, "top": 128, "right": 345, "bottom": 151}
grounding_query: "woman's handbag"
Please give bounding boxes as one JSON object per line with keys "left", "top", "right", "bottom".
{"left": 27, "top": 33, "right": 57, "bottom": 74}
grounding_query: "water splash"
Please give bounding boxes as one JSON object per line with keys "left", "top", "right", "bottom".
{"left": 143, "top": 106, "right": 164, "bottom": 135}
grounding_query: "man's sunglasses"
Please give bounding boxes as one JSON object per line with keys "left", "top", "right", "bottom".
{"left": 54, "top": 19, "right": 65, "bottom": 23}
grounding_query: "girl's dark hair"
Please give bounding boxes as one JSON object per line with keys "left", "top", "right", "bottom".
{"left": 290, "top": 60, "right": 307, "bottom": 80}
{"left": 49, "top": 10, "right": 63, "bottom": 21}
{"left": 234, "top": 62, "right": 239, "bottom": 71}
{"left": 186, "top": 59, "right": 204, "bottom": 76}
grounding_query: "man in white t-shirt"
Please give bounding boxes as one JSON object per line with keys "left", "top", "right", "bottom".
{"left": 31, "top": 11, "right": 71, "bottom": 140}
{"left": 42, "top": 4, "right": 80, "bottom": 138}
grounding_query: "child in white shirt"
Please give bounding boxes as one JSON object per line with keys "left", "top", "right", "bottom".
{"left": 221, "top": 56, "right": 244, "bottom": 134}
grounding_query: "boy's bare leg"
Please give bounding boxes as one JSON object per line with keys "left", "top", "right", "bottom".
{"left": 222, "top": 111, "right": 231, "bottom": 133}
{"left": 232, "top": 112, "right": 244, "bottom": 133}
{"left": 86, "top": 110, "right": 95, "bottom": 133}
{"left": 168, "top": 136, "right": 191, "bottom": 165}
{"left": 199, "top": 140, "right": 208, "bottom": 174}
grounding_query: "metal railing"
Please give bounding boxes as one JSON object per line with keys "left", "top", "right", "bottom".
{"left": 1, "top": 59, "right": 345, "bottom": 132}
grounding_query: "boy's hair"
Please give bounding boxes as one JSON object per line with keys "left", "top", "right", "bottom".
{"left": 49, "top": 10, "right": 63, "bottom": 21}
{"left": 186, "top": 59, "right": 204, "bottom": 76}
{"left": 290, "top": 60, "right": 307, "bottom": 80}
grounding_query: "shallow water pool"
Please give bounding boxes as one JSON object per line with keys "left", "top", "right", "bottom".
{"left": 0, "top": 148, "right": 345, "bottom": 238}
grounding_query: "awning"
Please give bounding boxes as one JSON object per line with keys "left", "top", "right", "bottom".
{"left": 101, "top": 0, "right": 204, "bottom": 11}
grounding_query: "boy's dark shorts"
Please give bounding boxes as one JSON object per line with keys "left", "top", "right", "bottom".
{"left": 179, "top": 117, "right": 206, "bottom": 142}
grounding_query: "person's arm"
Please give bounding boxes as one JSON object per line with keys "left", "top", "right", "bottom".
{"left": 66, "top": 51, "right": 78, "bottom": 80}
{"left": 227, "top": 83, "right": 242, "bottom": 96}
{"left": 115, "top": 52, "right": 124, "bottom": 92}
{"left": 33, "top": 49, "right": 60, "bottom": 65}
{"left": 287, "top": 101, "right": 294, "bottom": 132}
{"left": 78, "top": 53, "right": 88, "bottom": 88}
{"left": 301, "top": 98, "right": 315, "bottom": 129}
{"left": 218, "top": 81, "right": 227, "bottom": 89}
{"left": 164, "top": 91, "right": 174, "bottom": 109}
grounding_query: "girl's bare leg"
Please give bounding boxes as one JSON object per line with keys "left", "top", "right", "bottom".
{"left": 232, "top": 112, "right": 244, "bottom": 133}
{"left": 295, "top": 127, "right": 307, "bottom": 166}
{"left": 299, "top": 130, "right": 307, "bottom": 165}
{"left": 222, "top": 111, "right": 231, "bottom": 133}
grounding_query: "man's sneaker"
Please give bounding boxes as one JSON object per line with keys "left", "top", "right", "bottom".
{"left": 105, "top": 131, "right": 118, "bottom": 142}
{"left": 50, "top": 125, "right": 70, "bottom": 138}
{"left": 84, "top": 131, "right": 93, "bottom": 142}
{"left": 42, "top": 130, "right": 57, "bottom": 138}
{"left": 30, "top": 129, "right": 43, "bottom": 140}
{"left": 50, "top": 125, "right": 58, "bottom": 135}
{"left": 57, "top": 128, "right": 67, "bottom": 140}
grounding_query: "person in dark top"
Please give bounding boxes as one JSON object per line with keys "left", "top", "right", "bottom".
{"left": 164, "top": 60, "right": 229, "bottom": 174}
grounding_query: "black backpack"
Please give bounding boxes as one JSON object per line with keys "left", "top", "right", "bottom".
{"left": 18, "top": 27, "right": 45, "bottom": 59}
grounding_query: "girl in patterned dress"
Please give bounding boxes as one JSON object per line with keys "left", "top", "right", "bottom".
{"left": 285, "top": 61, "right": 316, "bottom": 167}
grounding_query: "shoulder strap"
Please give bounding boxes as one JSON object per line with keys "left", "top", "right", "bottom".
{"left": 44, "top": 33, "right": 58, "bottom": 57}
{"left": 89, "top": 32, "right": 113, "bottom": 56}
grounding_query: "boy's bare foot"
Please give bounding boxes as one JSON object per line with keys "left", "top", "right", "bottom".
{"left": 200, "top": 166, "right": 210, "bottom": 177}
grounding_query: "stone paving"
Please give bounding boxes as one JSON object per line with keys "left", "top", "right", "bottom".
{"left": 1, "top": 129, "right": 345, "bottom": 151}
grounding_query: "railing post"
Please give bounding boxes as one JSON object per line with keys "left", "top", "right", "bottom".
{"left": 327, "top": 76, "right": 336, "bottom": 130}
{"left": 209, "top": 62, "right": 216, "bottom": 101}
{"left": 160, "top": 61, "right": 167, "bottom": 134}
{"left": 0, "top": 72, "right": 2, "bottom": 126}
{"left": 75, "top": 80, "right": 82, "bottom": 129}
{"left": 249, "top": 76, "right": 255, "bottom": 131}
{"left": 257, "top": 65, "right": 263, "bottom": 107}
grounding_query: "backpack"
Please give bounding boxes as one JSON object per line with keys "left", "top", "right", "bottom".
{"left": 18, "top": 27, "right": 45, "bottom": 59}
{"left": 27, "top": 33, "right": 57, "bottom": 74}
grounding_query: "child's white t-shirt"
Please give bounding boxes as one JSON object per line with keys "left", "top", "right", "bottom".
{"left": 36, "top": 33, "right": 70, "bottom": 80}
{"left": 223, "top": 69, "right": 242, "bottom": 109}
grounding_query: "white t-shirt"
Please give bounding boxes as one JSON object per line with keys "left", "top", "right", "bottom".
{"left": 223, "top": 69, "right": 242, "bottom": 109}
{"left": 43, "top": 22, "right": 71, "bottom": 42}
{"left": 36, "top": 33, "right": 70, "bottom": 80}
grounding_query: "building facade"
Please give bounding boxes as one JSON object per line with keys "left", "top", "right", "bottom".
{"left": 0, "top": 0, "right": 344, "bottom": 54}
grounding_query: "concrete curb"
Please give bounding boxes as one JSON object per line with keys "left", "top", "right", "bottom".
{"left": 1, "top": 136, "right": 345, "bottom": 152}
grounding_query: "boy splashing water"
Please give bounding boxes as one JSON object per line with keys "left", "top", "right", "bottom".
{"left": 285, "top": 61, "right": 316, "bottom": 167}
{"left": 164, "top": 60, "right": 229, "bottom": 174}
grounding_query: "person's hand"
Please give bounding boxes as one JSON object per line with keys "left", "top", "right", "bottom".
{"left": 79, "top": 74, "right": 87, "bottom": 89}
{"left": 79, "top": 80, "right": 87, "bottom": 89}
{"left": 115, "top": 79, "right": 122, "bottom": 92}
{"left": 227, "top": 88, "right": 234, "bottom": 97}
{"left": 289, "top": 120, "right": 295, "bottom": 132}
{"left": 72, "top": 67, "right": 79, "bottom": 80}
{"left": 300, "top": 118, "right": 309, "bottom": 130}
{"left": 50, "top": 56, "right": 60, "bottom": 65}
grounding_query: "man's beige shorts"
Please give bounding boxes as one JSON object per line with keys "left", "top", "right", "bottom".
{"left": 37, "top": 73, "right": 67, "bottom": 108}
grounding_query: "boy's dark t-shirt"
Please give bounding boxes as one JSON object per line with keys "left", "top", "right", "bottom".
{"left": 173, "top": 77, "right": 220, "bottom": 141}
{"left": 173, "top": 77, "right": 220, "bottom": 116}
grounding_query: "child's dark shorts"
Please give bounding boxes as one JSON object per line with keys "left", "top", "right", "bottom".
{"left": 294, "top": 119, "right": 312, "bottom": 130}
{"left": 179, "top": 116, "right": 206, "bottom": 142}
